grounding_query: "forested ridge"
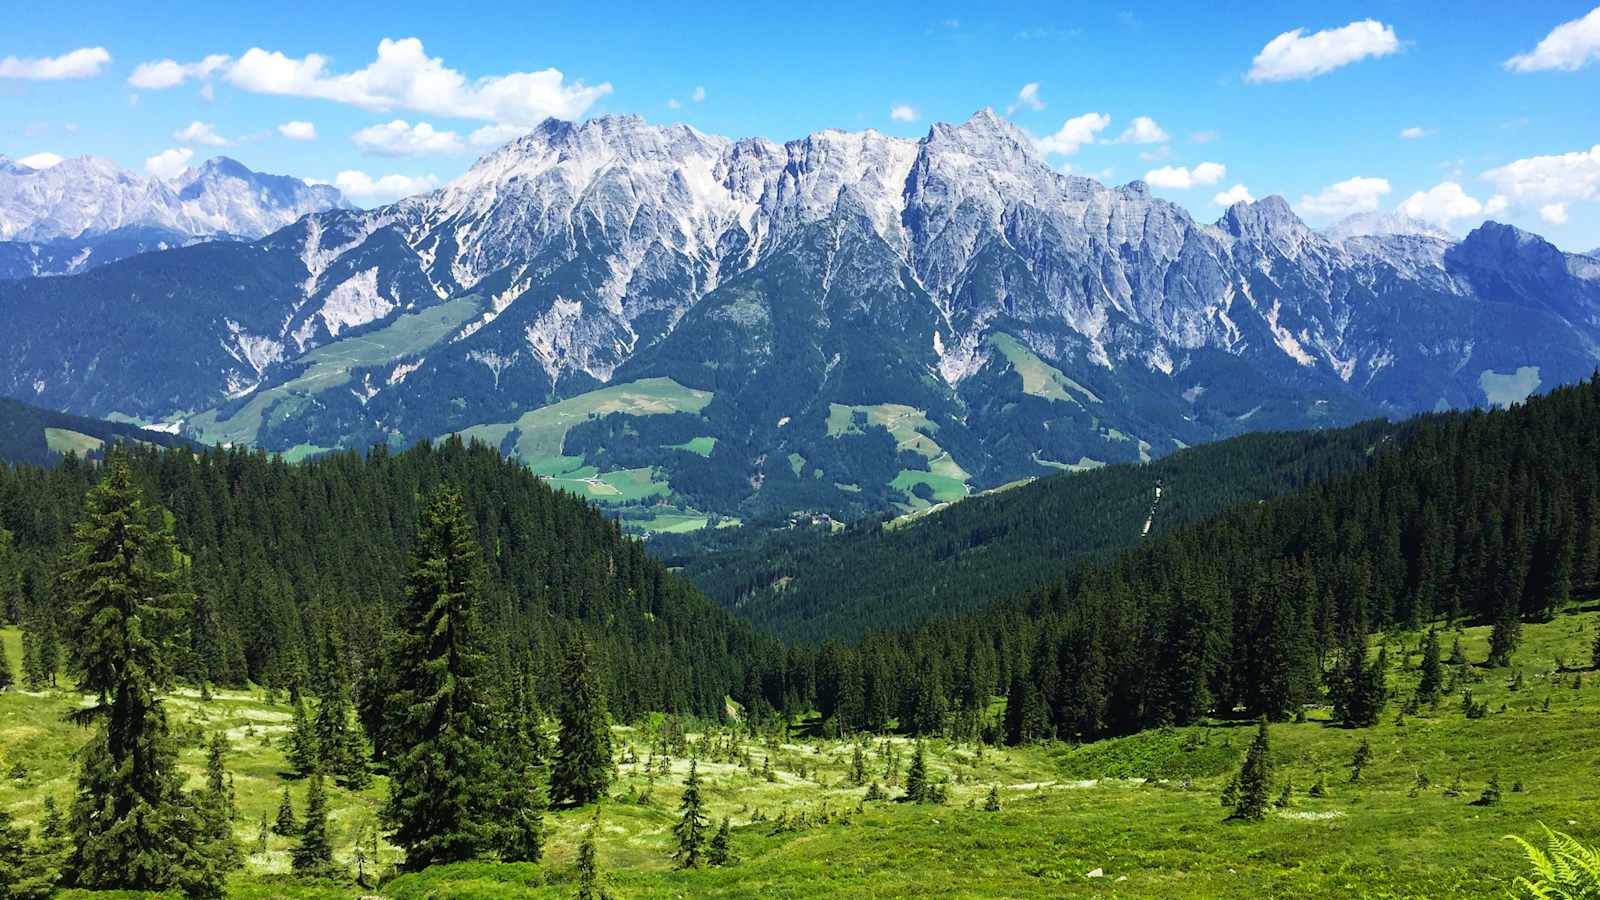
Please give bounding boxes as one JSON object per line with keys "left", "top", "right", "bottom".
{"left": 0, "top": 437, "right": 771, "bottom": 720}
{"left": 800, "top": 375, "right": 1600, "bottom": 741}
{"left": 659, "top": 418, "right": 1397, "bottom": 642}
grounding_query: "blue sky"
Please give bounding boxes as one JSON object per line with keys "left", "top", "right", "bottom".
{"left": 3, "top": 1, "right": 1598, "bottom": 250}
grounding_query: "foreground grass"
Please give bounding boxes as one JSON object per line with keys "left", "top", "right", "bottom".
{"left": 3, "top": 609, "right": 1598, "bottom": 897}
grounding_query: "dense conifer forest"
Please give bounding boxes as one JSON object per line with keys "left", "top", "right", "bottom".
{"left": 0, "top": 437, "right": 771, "bottom": 721}
{"left": 657, "top": 420, "right": 1398, "bottom": 642}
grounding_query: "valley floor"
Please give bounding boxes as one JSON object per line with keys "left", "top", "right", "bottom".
{"left": 3, "top": 610, "right": 1597, "bottom": 898}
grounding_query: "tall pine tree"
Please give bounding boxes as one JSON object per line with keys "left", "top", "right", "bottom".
{"left": 1231, "top": 719, "right": 1273, "bottom": 822}
{"left": 292, "top": 774, "right": 335, "bottom": 878}
{"left": 673, "top": 760, "right": 708, "bottom": 869}
{"left": 59, "top": 457, "right": 231, "bottom": 897}
{"left": 551, "top": 633, "right": 614, "bottom": 806}
{"left": 382, "top": 490, "right": 500, "bottom": 869}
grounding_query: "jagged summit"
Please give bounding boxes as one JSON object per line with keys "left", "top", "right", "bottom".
{"left": 0, "top": 154, "right": 346, "bottom": 243}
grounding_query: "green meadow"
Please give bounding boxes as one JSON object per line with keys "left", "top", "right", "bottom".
{"left": 4, "top": 608, "right": 1595, "bottom": 897}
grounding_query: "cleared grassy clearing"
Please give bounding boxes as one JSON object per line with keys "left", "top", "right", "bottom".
{"left": 42, "top": 427, "right": 103, "bottom": 456}
{"left": 456, "top": 377, "right": 712, "bottom": 469}
{"left": 987, "top": 332, "right": 1101, "bottom": 406}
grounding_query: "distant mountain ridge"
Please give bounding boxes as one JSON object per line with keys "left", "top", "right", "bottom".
{"left": 0, "top": 154, "right": 346, "bottom": 277}
{"left": 1, "top": 110, "right": 1597, "bottom": 524}
{"left": 1322, "top": 210, "right": 1456, "bottom": 242}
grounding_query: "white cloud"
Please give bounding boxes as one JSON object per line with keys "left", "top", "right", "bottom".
{"left": 1398, "top": 182, "right": 1484, "bottom": 225}
{"left": 173, "top": 121, "right": 228, "bottom": 147}
{"left": 136, "top": 38, "right": 610, "bottom": 128}
{"left": 1034, "top": 112, "right": 1110, "bottom": 156}
{"left": 1190, "top": 130, "right": 1219, "bottom": 144}
{"left": 353, "top": 119, "right": 465, "bottom": 157}
{"left": 1506, "top": 7, "right": 1600, "bottom": 72}
{"left": 1116, "top": 116, "right": 1170, "bottom": 144}
{"left": 1485, "top": 194, "right": 1509, "bottom": 216}
{"left": 1139, "top": 145, "right": 1172, "bottom": 162}
{"left": 1144, "top": 161, "right": 1226, "bottom": 189}
{"left": 1540, "top": 202, "right": 1569, "bottom": 225}
{"left": 18, "top": 152, "right": 63, "bottom": 170}
{"left": 199, "top": 82, "right": 215, "bottom": 102}
{"left": 1482, "top": 145, "right": 1600, "bottom": 204}
{"left": 468, "top": 123, "right": 529, "bottom": 148}
{"left": 691, "top": 85, "right": 706, "bottom": 102}
{"left": 890, "top": 104, "right": 918, "bottom": 122}
{"left": 1299, "top": 176, "right": 1391, "bottom": 218}
{"left": 666, "top": 98, "right": 681, "bottom": 109}
{"left": 145, "top": 147, "right": 194, "bottom": 179}
{"left": 278, "top": 121, "right": 317, "bottom": 141}
{"left": 128, "top": 55, "right": 229, "bottom": 89}
{"left": 334, "top": 170, "right": 439, "bottom": 206}
{"left": 1006, "top": 82, "right": 1045, "bottom": 114}
{"left": 0, "top": 47, "right": 111, "bottom": 80}
{"left": 1213, "top": 184, "right": 1254, "bottom": 206}
{"left": 1399, "top": 126, "right": 1429, "bottom": 140}
{"left": 1247, "top": 19, "right": 1400, "bottom": 82}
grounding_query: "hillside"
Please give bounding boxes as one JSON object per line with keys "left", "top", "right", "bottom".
{"left": 0, "top": 396, "right": 191, "bottom": 467}
{"left": 661, "top": 418, "right": 1397, "bottom": 642}
{"left": 0, "top": 437, "right": 774, "bottom": 719}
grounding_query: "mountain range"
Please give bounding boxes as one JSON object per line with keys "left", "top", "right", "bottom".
{"left": 0, "top": 154, "right": 347, "bottom": 278}
{"left": 2, "top": 110, "right": 1597, "bottom": 525}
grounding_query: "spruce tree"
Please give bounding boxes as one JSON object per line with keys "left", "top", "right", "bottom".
{"left": 497, "top": 669, "right": 548, "bottom": 863}
{"left": 0, "top": 805, "right": 54, "bottom": 899}
{"left": 292, "top": 774, "right": 335, "bottom": 878}
{"left": 673, "top": 760, "right": 708, "bottom": 869}
{"left": 59, "top": 457, "right": 231, "bottom": 897}
{"left": 204, "top": 733, "right": 237, "bottom": 820}
{"left": 1487, "top": 601, "right": 1522, "bottom": 667}
{"left": 551, "top": 633, "right": 614, "bottom": 806}
{"left": 286, "top": 693, "right": 318, "bottom": 778}
{"left": 707, "top": 818, "right": 733, "bottom": 867}
{"left": 273, "top": 786, "right": 299, "bottom": 837}
{"left": 312, "top": 629, "right": 369, "bottom": 790}
{"left": 1231, "top": 719, "right": 1272, "bottom": 821}
{"left": 984, "top": 785, "right": 1002, "bottom": 812}
{"left": 19, "top": 625, "right": 43, "bottom": 691}
{"left": 1591, "top": 627, "right": 1600, "bottom": 671}
{"left": 382, "top": 490, "right": 500, "bottom": 869}
{"left": 575, "top": 808, "right": 604, "bottom": 900}
{"left": 0, "top": 631, "right": 13, "bottom": 691}
{"left": 1416, "top": 630, "right": 1444, "bottom": 706}
{"left": 903, "top": 741, "right": 929, "bottom": 803}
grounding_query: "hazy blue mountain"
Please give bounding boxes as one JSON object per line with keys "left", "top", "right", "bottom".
{"left": 0, "top": 154, "right": 345, "bottom": 277}
{"left": 1, "top": 112, "right": 1596, "bottom": 522}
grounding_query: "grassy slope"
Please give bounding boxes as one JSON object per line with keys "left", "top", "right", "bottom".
{"left": 826, "top": 402, "right": 971, "bottom": 507}
{"left": 187, "top": 297, "right": 483, "bottom": 448}
{"left": 4, "top": 609, "right": 1598, "bottom": 897}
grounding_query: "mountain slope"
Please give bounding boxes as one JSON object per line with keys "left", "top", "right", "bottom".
{"left": 0, "top": 436, "right": 772, "bottom": 718}
{"left": 2, "top": 112, "right": 1597, "bottom": 525}
{"left": 0, "top": 395, "right": 190, "bottom": 466}
{"left": 659, "top": 418, "right": 1396, "bottom": 641}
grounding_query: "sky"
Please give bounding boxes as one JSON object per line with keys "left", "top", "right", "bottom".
{"left": 2, "top": 0, "right": 1598, "bottom": 250}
